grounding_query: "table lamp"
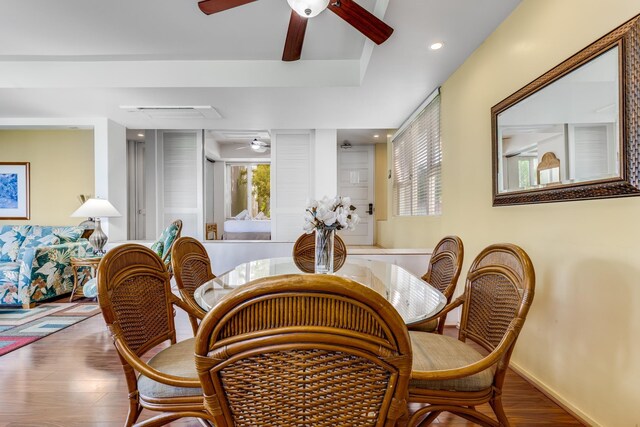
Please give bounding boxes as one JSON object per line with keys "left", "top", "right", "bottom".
{"left": 71, "top": 197, "right": 121, "bottom": 255}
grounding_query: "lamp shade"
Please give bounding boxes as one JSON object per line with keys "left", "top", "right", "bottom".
{"left": 287, "top": 0, "right": 329, "bottom": 17}
{"left": 71, "top": 198, "right": 121, "bottom": 218}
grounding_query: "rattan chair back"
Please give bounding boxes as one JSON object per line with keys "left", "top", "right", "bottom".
{"left": 172, "top": 237, "right": 213, "bottom": 333}
{"left": 411, "top": 236, "right": 464, "bottom": 334}
{"left": 460, "top": 243, "right": 535, "bottom": 364}
{"left": 292, "top": 232, "right": 347, "bottom": 273}
{"left": 422, "top": 236, "right": 464, "bottom": 299}
{"left": 194, "top": 274, "right": 412, "bottom": 427}
{"left": 97, "top": 243, "right": 177, "bottom": 355}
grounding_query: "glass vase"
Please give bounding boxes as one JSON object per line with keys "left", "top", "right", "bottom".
{"left": 314, "top": 228, "right": 335, "bottom": 274}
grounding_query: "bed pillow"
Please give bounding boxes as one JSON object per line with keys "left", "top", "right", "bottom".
{"left": 234, "top": 210, "right": 250, "bottom": 220}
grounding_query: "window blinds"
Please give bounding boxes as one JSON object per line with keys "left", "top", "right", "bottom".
{"left": 393, "top": 92, "right": 441, "bottom": 216}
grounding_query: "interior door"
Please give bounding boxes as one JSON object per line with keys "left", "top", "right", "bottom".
{"left": 126, "top": 140, "right": 146, "bottom": 239}
{"left": 337, "top": 145, "right": 374, "bottom": 245}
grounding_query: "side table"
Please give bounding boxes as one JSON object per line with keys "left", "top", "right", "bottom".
{"left": 70, "top": 256, "right": 102, "bottom": 302}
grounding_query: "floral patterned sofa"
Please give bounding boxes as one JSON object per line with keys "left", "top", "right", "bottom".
{"left": 0, "top": 225, "right": 92, "bottom": 308}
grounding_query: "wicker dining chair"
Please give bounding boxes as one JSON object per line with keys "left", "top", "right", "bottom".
{"left": 180, "top": 274, "right": 413, "bottom": 427}
{"left": 96, "top": 243, "right": 207, "bottom": 427}
{"left": 407, "top": 243, "right": 535, "bottom": 427}
{"left": 409, "top": 236, "right": 464, "bottom": 334}
{"left": 150, "top": 219, "right": 183, "bottom": 276}
{"left": 171, "top": 236, "right": 214, "bottom": 335}
{"left": 292, "top": 232, "right": 347, "bottom": 273}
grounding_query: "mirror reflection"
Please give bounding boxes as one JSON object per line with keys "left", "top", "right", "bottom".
{"left": 497, "top": 46, "right": 620, "bottom": 193}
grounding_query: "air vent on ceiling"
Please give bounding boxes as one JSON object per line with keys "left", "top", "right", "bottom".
{"left": 120, "top": 105, "right": 222, "bottom": 120}
{"left": 218, "top": 130, "right": 270, "bottom": 140}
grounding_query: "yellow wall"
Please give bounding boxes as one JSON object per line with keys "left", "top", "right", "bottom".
{"left": 379, "top": 1, "right": 640, "bottom": 425}
{"left": 0, "top": 130, "right": 94, "bottom": 226}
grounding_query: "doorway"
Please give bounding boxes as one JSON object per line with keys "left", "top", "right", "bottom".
{"left": 337, "top": 144, "right": 374, "bottom": 245}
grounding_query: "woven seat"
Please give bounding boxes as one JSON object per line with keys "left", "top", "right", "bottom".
{"left": 409, "top": 236, "right": 463, "bottom": 334}
{"left": 409, "top": 332, "right": 494, "bottom": 392}
{"left": 292, "top": 232, "right": 347, "bottom": 273}
{"left": 190, "top": 274, "right": 413, "bottom": 427}
{"left": 408, "top": 243, "right": 535, "bottom": 427}
{"left": 97, "top": 243, "right": 206, "bottom": 427}
{"left": 171, "top": 237, "right": 215, "bottom": 334}
{"left": 138, "top": 338, "right": 202, "bottom": 399}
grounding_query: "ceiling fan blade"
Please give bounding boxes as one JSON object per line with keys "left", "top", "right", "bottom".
{"left": 327, "top": 0, "right": 393, "bottom": 45}
{"left": 198, "top": 0, "right": 257, "bottom": 15}
{"left": 282, "top": 10, "right": 308, "bottom": 62}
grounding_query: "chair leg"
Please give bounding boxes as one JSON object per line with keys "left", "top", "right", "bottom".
{"left": 125, "top": 399, "right": 141, "bottom": 427}
{"left": 407, "top": 407, "right": 440, "bottom": 426}
{"left": 420, "top": 411, "right": 441, "bottom": 426}
{"left": 490, "top": 395, "right": 511, "bottom": 427}
{"left": 133, "top": 411, "right": 215, "bottom": 427}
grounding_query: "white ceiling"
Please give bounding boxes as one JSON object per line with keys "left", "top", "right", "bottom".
{"left": 0, "top": 0, "right": 521, "bottom": 131}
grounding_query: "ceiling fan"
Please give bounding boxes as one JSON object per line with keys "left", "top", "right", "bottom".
{"left": 198, "top": 0, "right": 394, "bottom": 61}
{"left": 236, "top": 138, "right": 271, "bottom": 152}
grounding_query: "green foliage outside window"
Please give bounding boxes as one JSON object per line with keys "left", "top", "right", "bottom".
{"left": 252, "top": 164, "right": 270, "bottom": 217}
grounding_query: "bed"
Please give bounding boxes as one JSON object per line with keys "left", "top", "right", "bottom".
{"left": 223, "top": 219, "right": 271, "bottom": 240}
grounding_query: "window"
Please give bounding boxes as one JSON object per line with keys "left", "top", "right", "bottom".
{"left": 226, "top": 163, "right": 270, "bottom": 218}
{"left": 393, "top": 90, "right": 441, "bottom": 216}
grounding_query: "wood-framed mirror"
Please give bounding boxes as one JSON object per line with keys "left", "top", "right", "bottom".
{"left": 491, "top": 13, "right": 640, "bottom": 206}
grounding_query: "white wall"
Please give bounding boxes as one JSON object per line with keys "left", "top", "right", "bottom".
{"left": 313, "top": 129, "right": 338, "bottom": 199}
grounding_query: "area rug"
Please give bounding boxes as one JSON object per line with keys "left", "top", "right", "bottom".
{"left": 0, "top": 302, "right": 100, "bottom": 356}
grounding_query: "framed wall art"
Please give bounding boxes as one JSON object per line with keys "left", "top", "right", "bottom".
{"left": 0, "top": 162, "right": 30, "bottom": 219}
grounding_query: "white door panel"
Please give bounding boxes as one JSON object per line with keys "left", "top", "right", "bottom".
{"left": 337, "top": 145, "right": 374, "bottom": 245}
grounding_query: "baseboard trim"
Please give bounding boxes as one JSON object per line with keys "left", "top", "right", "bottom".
{"left": 508, "top": 361, "right": 597, "bottom": 426}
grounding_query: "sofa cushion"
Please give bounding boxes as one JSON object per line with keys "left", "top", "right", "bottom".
{"left": 137, "top": 338, "right": 202, "bottom": 399}
{"left": 41, "top": 226, "right": 85, "bottom": 243}
{"left": 0, "top": 262, "right": 20, "bottom": 285}
{"left": 19, "top": 228, "right": 61, "bottom": 255}
{"left": 409, "top": 331, "right": 495, "bottom": 392}
{"left": 0, "top": 226, "right": 31, "bottom": 262}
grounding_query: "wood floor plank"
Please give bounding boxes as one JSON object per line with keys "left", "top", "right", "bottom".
{"left": 0, "top": 308, "right": 582, "bottom": 426}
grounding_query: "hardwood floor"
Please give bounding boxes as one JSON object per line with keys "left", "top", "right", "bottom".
{"left": 0, "top": 306, "right": 582, "bottom": 426}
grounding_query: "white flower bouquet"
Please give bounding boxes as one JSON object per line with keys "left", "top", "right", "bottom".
{"left": 304, "top": 196, "right": 359, "bottom": 233}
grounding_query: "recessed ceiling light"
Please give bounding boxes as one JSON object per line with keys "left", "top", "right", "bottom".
{"left": 430, "top": 42, "right": 444, "bottom": 50}
{"left": 137, "top": 133, "right": 144, "bottom": 137}
{"left": 373, "top": 134, "right": 379, "bottom": 138}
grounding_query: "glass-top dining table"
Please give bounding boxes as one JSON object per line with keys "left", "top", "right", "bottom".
{"left": 193, "top": 257, "right": 446, "bottom": 325}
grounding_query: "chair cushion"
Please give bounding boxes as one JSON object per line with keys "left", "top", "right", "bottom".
{"left": 409, "top": 319, "right": 438, "bottom": 333}
{"left": 137, "top": 338, "right": 202, "bottom": 399}
{"left": 150, "top": 240, "right": 164, "bottom": 258}
{"left": 152, "top": 222, "right": 180, "bottom": 264}
{"left": 409, "top": 331, "right": 495, "bottom": 392}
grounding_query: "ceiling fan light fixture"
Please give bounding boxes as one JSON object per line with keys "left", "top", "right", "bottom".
{"left": 251, "top": 138, "right": 269, "bottom": 153}
{"left": 287, "top": 0, "right": 330, "bottom": 18}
